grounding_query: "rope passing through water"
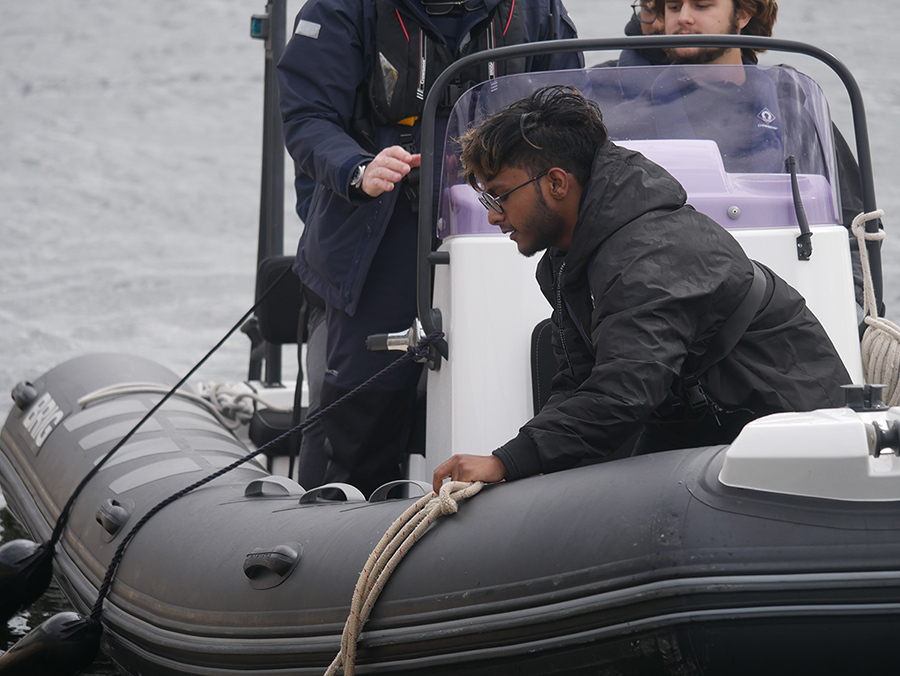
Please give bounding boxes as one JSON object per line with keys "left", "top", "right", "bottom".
{"left": 324, "top": 480, "right": 484, "bottom": 676}
{"left": 851, "top": 209, "right": 900, "bottom": 406}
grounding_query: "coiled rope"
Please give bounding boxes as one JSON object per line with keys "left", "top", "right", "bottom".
{"left": 78, "top": 381, "right": 289, "bottom": 430}
{"left": 851, "top": 209, "right": 900, "bottom": 405}
{"left": 198, "top": 381, "right": 286, "bottom": 424}
{"left": 324, "top": 480, "right": 484, "bottom": 676}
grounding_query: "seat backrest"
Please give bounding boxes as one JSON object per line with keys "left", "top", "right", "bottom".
{"left": 531, "top": 318, "right": 554, "bottom": 415}
{"left": 617, "top": 139, "right": 838, "bottom": 230}
{"left": 256, "top": 255, "right": 304, "bottom": 345}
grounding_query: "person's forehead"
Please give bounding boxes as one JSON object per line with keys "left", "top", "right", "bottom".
{"left": 666, "top": 0, "right": 732, "bottom": 7}
{"left": 484, "top": 166, "right": 525, "bottom": 192}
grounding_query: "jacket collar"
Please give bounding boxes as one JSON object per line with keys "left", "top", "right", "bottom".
{"left": 390, "top": 0, "right": 502, "bottom": 45}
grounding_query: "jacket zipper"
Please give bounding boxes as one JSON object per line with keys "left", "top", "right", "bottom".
{"left": 555, "top": 261, "right": 574, "bottom": 371}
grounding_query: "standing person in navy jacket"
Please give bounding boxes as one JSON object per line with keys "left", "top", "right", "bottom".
{"left": 277, "top": 0, "right": 582, "bottom": 497}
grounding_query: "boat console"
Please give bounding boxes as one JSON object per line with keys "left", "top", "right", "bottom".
{"left": 418, "top": 64, "right": 864, "bottom": 480}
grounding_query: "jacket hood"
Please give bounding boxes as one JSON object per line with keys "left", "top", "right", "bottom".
{"left": 622, "top": 17, "right": 670, "bottom": 66}
{"left": 561, "top": 141, "right": 687, "bottom": 278}
{"left": 395, "top": 0, "right": 504, "bottom": 36}
{"left": 624, "top": 15, "right": 644, "bottom": 38}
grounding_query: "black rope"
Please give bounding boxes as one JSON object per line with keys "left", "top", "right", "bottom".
{"left": 49, "top": 266, "right": 294, "bottom": 547}
{"left": 87, "top": 331, "right": 443, "bottom": 625}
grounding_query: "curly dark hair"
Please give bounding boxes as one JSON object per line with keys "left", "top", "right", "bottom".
{"left": 735, "top": 0, "right": 778, "bottom": 62}
{"left": 458, "top": 85, "right": 608, "bottom": 191}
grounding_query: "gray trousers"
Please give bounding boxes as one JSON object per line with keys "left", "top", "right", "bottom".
{"left": 295, "top": 303, "right": 327, "bottom": 489}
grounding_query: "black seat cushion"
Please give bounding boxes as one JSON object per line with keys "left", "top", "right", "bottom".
{"left": 531, "top": 318, "right": 555, "bottom": 415}
{"left": 256, "top": 256, "right": 304, "bottom": 345}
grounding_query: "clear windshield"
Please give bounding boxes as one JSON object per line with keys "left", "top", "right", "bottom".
{"left": 438, "top": 64, "right": 840, "bottom": 237}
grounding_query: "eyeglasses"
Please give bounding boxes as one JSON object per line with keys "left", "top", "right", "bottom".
{"left": 478, "top": 170, "right": 549, "bottom": 214}
{"left": 630, "top": 1, "right": 657, "bottom": 24}
{"left": 421, "top": 0, "right": 486, "bottom": 16}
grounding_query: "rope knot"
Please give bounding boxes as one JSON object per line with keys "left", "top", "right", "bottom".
{"left": 439, "top": 491, "right": 458, "bottom": 515}
{"left": 850, "top": 209, "right": 885, "bottom": 242}
{"left": 407, "top": 330, "right": 445, "bottom": 360}
{"left": 438, "top": 481, "right": 464, "bottom": 514}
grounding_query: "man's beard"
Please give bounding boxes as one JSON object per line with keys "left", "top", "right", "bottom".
{"left": 664, "top": 11, "right": 741, "bottom": 65}
{"left": 519, "top": 191, "right": 568, "bottom": 258}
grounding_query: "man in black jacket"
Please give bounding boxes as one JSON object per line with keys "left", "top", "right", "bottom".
{"left": 432, "top": 85, "right": 850, "bottom": 490}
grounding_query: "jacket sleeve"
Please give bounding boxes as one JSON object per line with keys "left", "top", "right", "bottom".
{"left": 277, "top": 0, "right": 373, "bottom": 199}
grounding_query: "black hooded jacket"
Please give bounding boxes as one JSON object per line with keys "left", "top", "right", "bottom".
{"left": 494, "top": 142, "right": 851, "bottom": 480}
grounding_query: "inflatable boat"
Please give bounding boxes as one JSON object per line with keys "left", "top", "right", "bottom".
{"left": 2, "top": 34, "right": 899, "bottom": 675}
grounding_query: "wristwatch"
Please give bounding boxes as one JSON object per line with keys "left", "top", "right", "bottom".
{"left": 350, "top": 162, "right": 369, "bottom": 191}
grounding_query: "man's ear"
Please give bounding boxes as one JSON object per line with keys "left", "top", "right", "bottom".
{"left": 735, "top": 7, "right": 752, "bottom": 32}
{"left": 546, "top": 167, "right": 571, "bottom": 201}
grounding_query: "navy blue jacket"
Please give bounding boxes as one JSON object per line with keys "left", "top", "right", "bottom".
{"left": 277, "top": 0, "right": 582, "bottom": 315}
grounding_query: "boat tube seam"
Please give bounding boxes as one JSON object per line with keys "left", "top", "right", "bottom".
{"left": 92, "top": 568, "right": 900, "bottom": 651}
{"left": 96, "top": 598, "right": 900, "bottom": 675}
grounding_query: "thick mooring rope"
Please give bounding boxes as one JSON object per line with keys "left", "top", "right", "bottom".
{"left": 324, "top": 480, "right": 484, "bottom": 676}
{"left": 851, "top": 209, "right": 900, "bottom": 405}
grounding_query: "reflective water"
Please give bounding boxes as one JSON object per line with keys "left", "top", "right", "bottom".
{"left": 2, "top": 0, "right": 898, "bottom": 673}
